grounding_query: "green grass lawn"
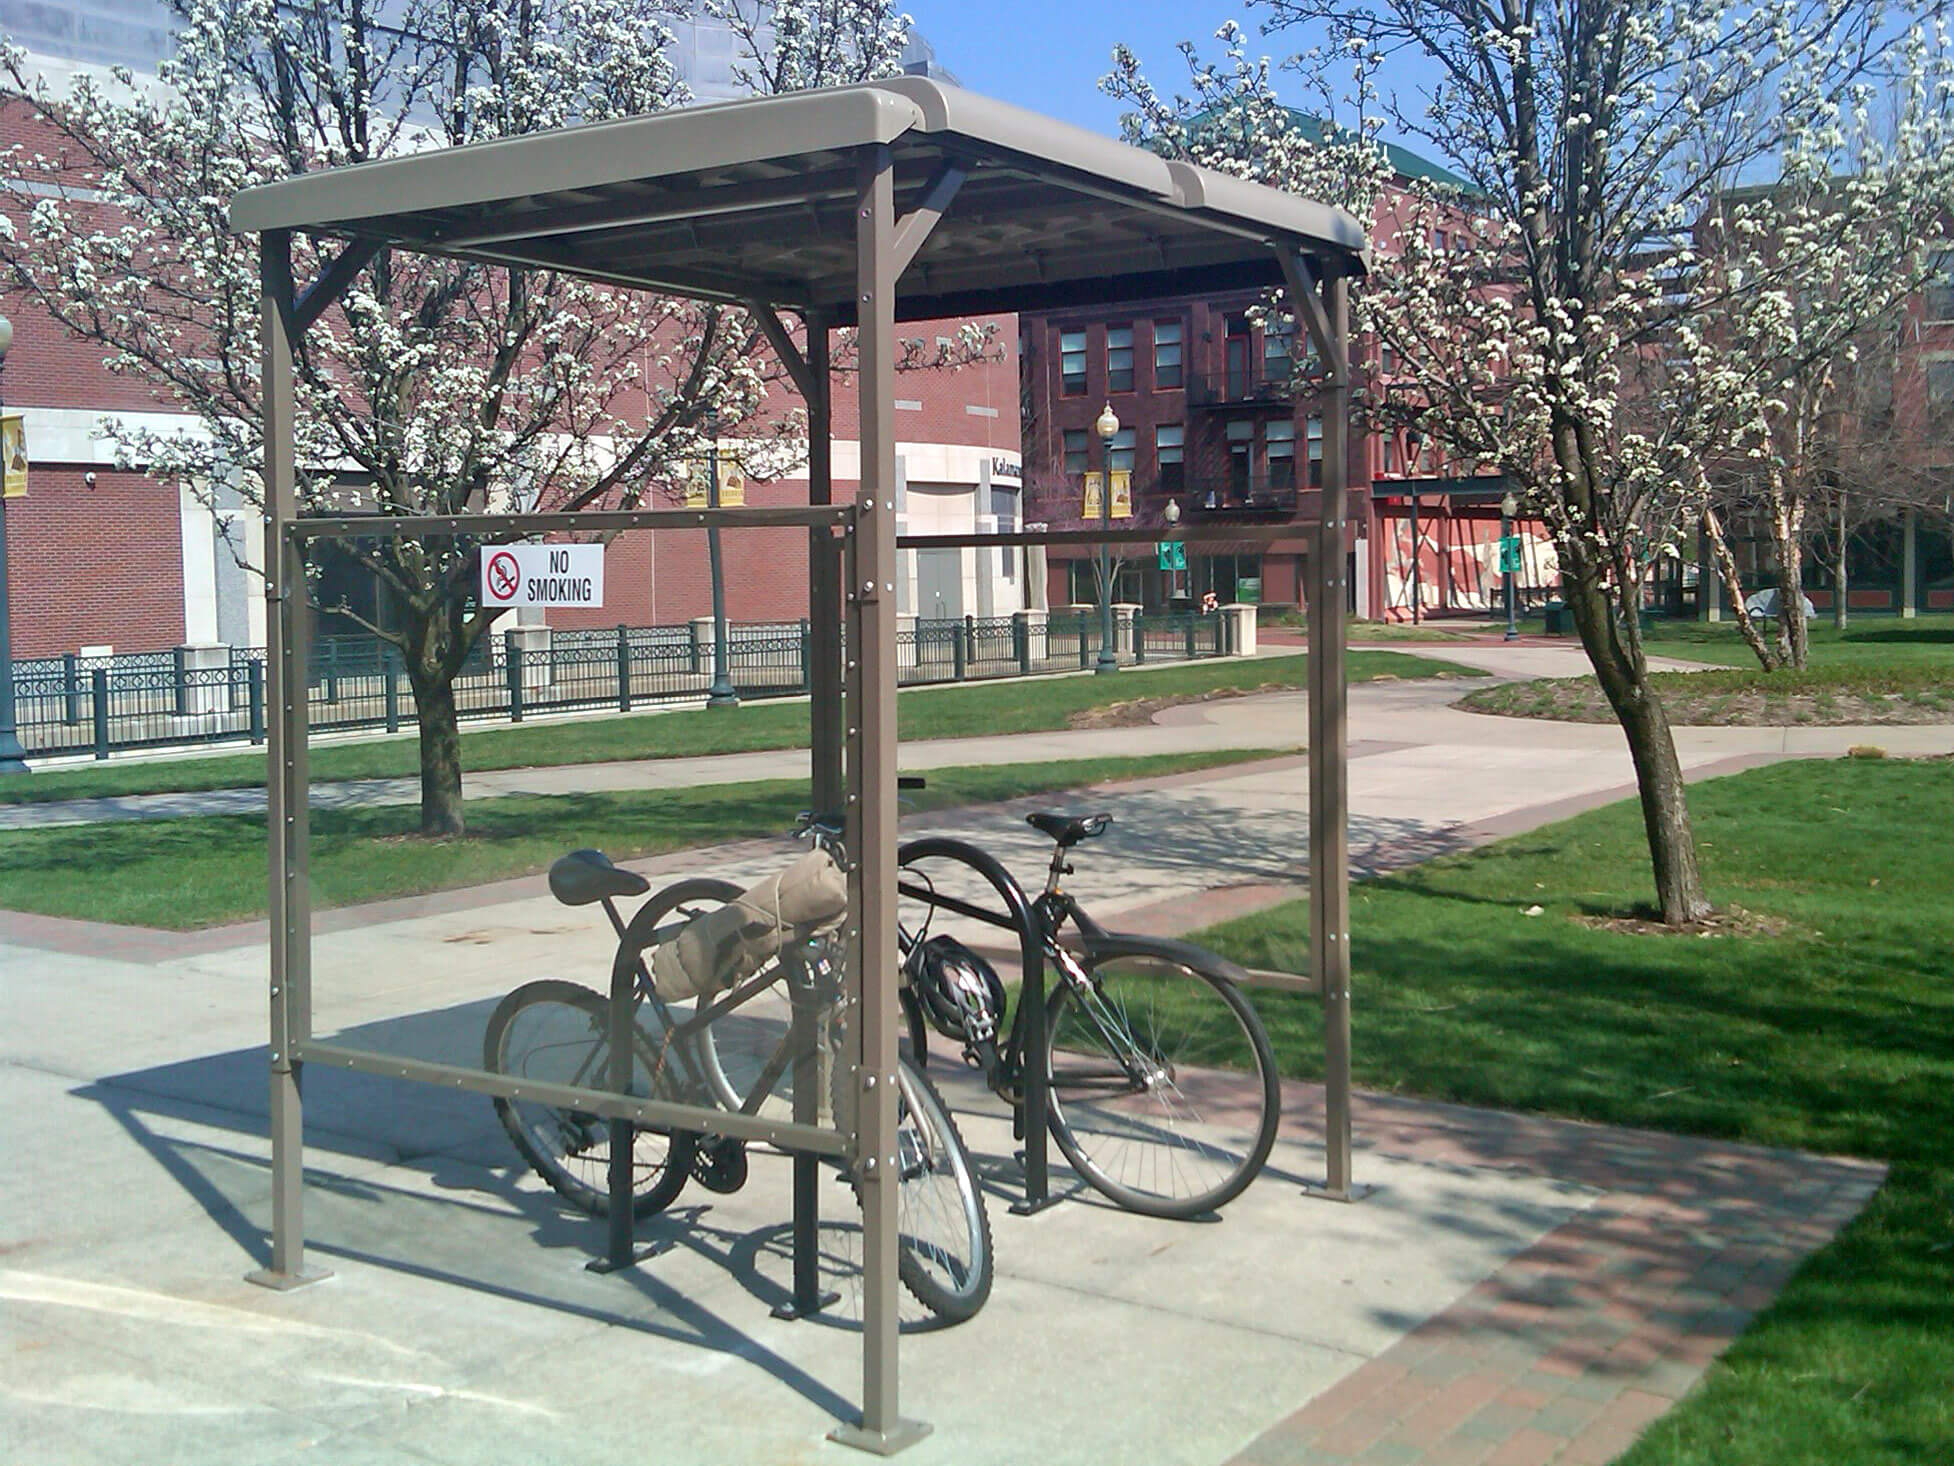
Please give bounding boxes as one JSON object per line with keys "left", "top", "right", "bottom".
{"left": 1191, "top": 758, "right": 1954, "bottom": 1465}
{"left": 0, "top": 650, "right": 1471, "bottom": 808}
{"left": 0, "top": 746, "right": 1294, "bottom": 929}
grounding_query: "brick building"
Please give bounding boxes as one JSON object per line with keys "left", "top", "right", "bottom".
{"left": 0, "top": 36, "right": 1019, "bottom": 663}
{"left": 1021, "top": 128, "right": 1549, "bottom": 622}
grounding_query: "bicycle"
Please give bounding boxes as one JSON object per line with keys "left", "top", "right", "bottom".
{"left": 483, "top": 825, "right": 994, "bottom": 1324}
{"left": 691, "top": 793, "right": 1282, "bottom": 1220}
{"left": 894, "top": 808, "right": 1281, "bottom": 1219}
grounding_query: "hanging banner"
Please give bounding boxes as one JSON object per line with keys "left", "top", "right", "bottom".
{"left": 1081, "top": 470, "right": 1132, "bottom": 520}
{"left": 1, "top": 413, "right": 26, "bottom": 498}
{"left": 683, "top": 451, "right": 746, "bottom": 508}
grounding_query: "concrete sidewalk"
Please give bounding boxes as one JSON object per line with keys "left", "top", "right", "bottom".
{"left": 4, "top": 641, "right": 1946, "bottom": 833}
{"left": 0, "top": 638, "right": 1916, "bottom": 1463}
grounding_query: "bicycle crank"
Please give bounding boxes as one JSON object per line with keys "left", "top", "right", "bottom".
{"left": 690, "top": 1135, "right": 750, "bottom": 1194}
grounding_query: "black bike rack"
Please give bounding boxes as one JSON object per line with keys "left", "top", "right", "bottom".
{"left": 894, "top": 836, "right": 1057, "bottom": 1215}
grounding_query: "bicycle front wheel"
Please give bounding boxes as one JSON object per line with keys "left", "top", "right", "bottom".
{"left": 1043, "top": 946, "right": 1280, "bottom": 1219}
{"left": 837, "top": 1057, "right": 994, "bottom": 1323}
{"left": 483, "top": 979, "right": 694, "bottom": 1217}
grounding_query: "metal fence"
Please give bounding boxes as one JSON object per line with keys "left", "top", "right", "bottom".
{"left": 9, "top": 611, "right": 1230, "bottom": 760}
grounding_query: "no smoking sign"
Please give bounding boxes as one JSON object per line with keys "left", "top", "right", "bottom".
{"left": 479, "top": 544, "right": 605, "bottom": 609}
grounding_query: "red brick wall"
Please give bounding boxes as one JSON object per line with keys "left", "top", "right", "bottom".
{"left": 4, "top": 467, "right": 184, "bottom": 656}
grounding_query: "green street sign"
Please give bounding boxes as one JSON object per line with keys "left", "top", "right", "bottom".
{"left": 1156, "top": 541, "right": 1187, "bottom": 571}
{"left": 1498, "top": 534, "right": 1523, "bottom": 574}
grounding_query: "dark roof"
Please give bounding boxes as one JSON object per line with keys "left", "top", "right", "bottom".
{"left": 1185, "top": 107, "right": 1479, "bottom": 196}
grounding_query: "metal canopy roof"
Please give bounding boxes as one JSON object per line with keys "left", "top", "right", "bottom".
{"left": 230, "top": 77, "right": 1368, "bottom": 323}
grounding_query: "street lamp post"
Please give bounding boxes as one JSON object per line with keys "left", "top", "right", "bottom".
{"left": 0, "top": 315, "right": 27, "bottom": 774}
{"left": 1500, "top": 489, "right": 1519, "bottom": 642}
{"left": 1163, "top": 496, "right": 1182, "bottom": 603}
{"left": 1093, "top": 401, "right": 1119, "bottom": 674}
{"left": 1404, "top": 428, "right": 1423, "bottom": 625}
{"left": 703, "top": 436, "right": 739, "bottom": 709}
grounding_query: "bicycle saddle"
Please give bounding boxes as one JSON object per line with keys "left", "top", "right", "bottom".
{"left": 1026, "top": 812, "right": 1112, "bottom": 847}
{"left": 548, "top": 848, "right": 650, "bottom": 906}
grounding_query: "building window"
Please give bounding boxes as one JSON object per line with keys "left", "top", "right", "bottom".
{"left": 1153, "top": 319, "right": 1183, "bottom": 389}
{"left": 1060, "top": 330, "right": 1087, "bottom": 396}
{"left": 1307, "top": 417, "right": 1324, "bottom": 487}
{"left": 1928, "top": 359, "right": 1954, "bottom": 420}
{"left": 1927, "top": 251, "right": 1954, "bottom": 323}
{"left": 1266, "top": 420, "right": 1296, "bottom": 490}
{"left": 1263, "top": 317, "right": 1293, "bottom": 381}
{"left": 1226, "top": 418, "right": 1253, "bottom": 500}
{"left": 1106, "top": 325, "right": 1135, "bottom": 393}
{"left": 992, "top": 486, "right": 1020, "bottom": 582}
{"left": 1379, "top": 342, "right": 1396, "bottom": 376}
{"left": 1156, "top": 423, "right": 1184, "bottom": 494}
{"left": 1382, "top": 436, "right": 1398, "bottom": 475}
{"left": 1063, "top": 429, "right": 1088, "bottom": 475}
{"left": 1433, "top": 228, "right": 1448, "bottom": 253}
{"left": 1107, "top": 427, "right": 1136, "bottom": 473}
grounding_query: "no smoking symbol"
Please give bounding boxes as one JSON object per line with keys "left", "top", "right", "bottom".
{"left": 486, "top": 550, "right": 521, "bottom": 602}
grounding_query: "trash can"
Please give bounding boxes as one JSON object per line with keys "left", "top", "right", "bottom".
{"left": 1542, "top": 599, "right": 1568, "bottom": 635}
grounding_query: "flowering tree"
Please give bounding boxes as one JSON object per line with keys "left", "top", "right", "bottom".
{"left": 0, "top": 0, "right": 909, "bottom": 836}
{"left": 1108, "top": 2, "right": 1951, "bottom": 924}
{"left": 1687, "top": 59, "right": 1954, "bottom": 667}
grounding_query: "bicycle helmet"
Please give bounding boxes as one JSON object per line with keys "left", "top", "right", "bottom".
{"left": 906, "top": 934, "right": 1006, "bottom": 1048}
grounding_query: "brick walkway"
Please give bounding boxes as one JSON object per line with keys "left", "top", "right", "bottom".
{"left": 1232, "top": 1084, "right": 1884, "bottom": 1466}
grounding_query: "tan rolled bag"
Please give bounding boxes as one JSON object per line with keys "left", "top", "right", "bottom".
{"left": 650, "top": 848, "right": 849, "bottom": 1001}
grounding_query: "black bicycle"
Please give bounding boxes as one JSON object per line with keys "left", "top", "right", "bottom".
{"left": 482, "top": 829, "right": 993, "bottom": 1323}
{"left": 892, "top": 810, "right": 1282, "bottom": 1219}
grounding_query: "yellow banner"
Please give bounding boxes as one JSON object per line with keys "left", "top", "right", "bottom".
{"left": 682, "top": 451, "right": 745, "bottom": 508}
{"left": 2, "top": 414, "right": 25, "bottom": 499}
{"left": 1084, "top": 471, "right": 1132, "bottom": 519}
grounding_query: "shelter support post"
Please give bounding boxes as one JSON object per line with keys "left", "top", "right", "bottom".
{"left": 248, "top": 231, "right": 331, "bottom": 1291}
{"left": 784, "top": 308, "right": 841, "bottom": 1320}
{"left": 831, "top": 145, "right": 929, "bottom": 1457}
{"left": 1281, "top": 252, "right": 1360, "bottom": 1203}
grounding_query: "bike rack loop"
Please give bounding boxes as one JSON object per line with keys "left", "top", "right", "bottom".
{"left": 893, "top": 836, "right": 1055, "bottom": 1214}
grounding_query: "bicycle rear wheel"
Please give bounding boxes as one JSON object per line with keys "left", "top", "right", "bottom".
{"left": 483, "top": 979, "right": 694, "bottom": 1217}
{"left": 1042, "top": 946, "right": 1279, "bottom": 1219}
{"left": 635, "top": 877, "right": 796, "bottom": 1118}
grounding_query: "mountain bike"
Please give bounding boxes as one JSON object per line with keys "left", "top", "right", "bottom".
{"left": 483, "top": 827, "right": 993, "bottom": 1323}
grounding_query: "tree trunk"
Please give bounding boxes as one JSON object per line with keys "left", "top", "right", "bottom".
{"left": 1832, "top": 495, "right": 1849, "bottom": 632}
{"left": 406, "top": 660, "right": 466, "bottom": 837}
{"left": 1772, "top": 498, "right": 1809, "bottom": 669}
{"left": 1701, "top": 506, "right": 1777, "bottom": 670}
{"left": 1562, "top": 558, "right": 1712, "bottom": 925}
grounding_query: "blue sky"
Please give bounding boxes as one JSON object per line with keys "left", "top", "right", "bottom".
{"left": 908, "top": 0, "right": 1298, "bottom": 138}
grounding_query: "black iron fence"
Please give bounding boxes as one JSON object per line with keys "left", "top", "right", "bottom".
{"left": 9, "top": 611, "right": 1230, "bottom": 760}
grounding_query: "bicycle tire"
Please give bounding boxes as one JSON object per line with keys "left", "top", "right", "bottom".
{"left": 836, "top": 1056, "right": 994, "bottom": 1323}
{"left": 631, "top": 875, "right": 806, "bottom": 1117}
{"left": 1042, "top": 944, "right": 1280, "bottom": 1219}
{"left": 483, "top": 979, "right": 694, "bottom": 1217}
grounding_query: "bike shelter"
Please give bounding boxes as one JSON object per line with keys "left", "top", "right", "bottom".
{"left": 231, "top": 76, "right": 1366, "bottom": 1453}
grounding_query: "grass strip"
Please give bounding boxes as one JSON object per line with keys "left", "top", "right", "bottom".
{"left": 1459, "top": 661, "right": 1954, "bottom": 725}
{"left": 1190, "top": 758, "right": 1954, "bottom": 1465}
{"left": 0, "top": 746, "right": 1296, "bottom": 929}
{"left": 0, "top": 649, "right": 1470, "bottom": 808}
